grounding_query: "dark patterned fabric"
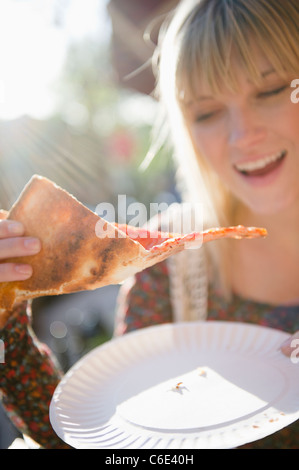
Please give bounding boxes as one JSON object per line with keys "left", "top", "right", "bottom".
{"left": 0, "top": 303, "right": 70, "bottom": 448}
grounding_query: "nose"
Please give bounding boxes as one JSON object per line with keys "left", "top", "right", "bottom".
{"left": 228, "top": 105, "right": 267, "bottom": 149}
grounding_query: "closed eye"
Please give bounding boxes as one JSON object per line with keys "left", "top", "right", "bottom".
{"left": 257, "top": 85, "right": 288, "bottom": 98}
{"left": 195, "top": 111, "right": 219, "bottom": 122}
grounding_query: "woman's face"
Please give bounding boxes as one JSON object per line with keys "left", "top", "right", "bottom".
{"left": 183, "top": 51, "right": 299, "bottom": 216}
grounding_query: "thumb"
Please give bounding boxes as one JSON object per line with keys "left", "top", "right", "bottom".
{"left": 0, "top": 210, "right": 8, "bottom": 220}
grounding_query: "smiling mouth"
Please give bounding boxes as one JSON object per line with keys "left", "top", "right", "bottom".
{"left": 234, "top": 150, "right": 287, "bottom": 177}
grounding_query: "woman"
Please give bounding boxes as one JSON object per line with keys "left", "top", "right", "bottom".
{"left": 1, "top": 0, "right": 299, "bottom": 448}
{"left": 115, "top": 0, "right": 299, "bottom": 448}
{"left": 116, "top": 0, "right": 299, "bottom": 335}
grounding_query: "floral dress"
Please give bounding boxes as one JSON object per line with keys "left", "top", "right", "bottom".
{"left": 1, "top": 260, "right": 298, "bottom": 449}
{"left": 0, "top": 302, "right": 69, "bottom": 448}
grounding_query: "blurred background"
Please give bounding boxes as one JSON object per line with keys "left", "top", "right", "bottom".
{"left": 0, "top": 0, "right": 182, "bottom": 447}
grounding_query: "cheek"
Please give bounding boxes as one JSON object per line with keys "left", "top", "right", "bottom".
{"left": 286, "top": 104, "right": 299, "bottom": 144}
{"left": 190, "top": 125, "right": 227, "bottom": 173}
{"left": 272, "top": 100, "right": 299, "bottom": 144}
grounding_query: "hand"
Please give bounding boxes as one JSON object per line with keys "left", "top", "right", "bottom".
{"left": 0, "top": 210, "right": 41, "bottom": 282}
{"left": 280, "top": 330, "right": 299, "bottom": 359}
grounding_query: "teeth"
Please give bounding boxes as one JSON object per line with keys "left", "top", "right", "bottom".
{"left": 235, "top": 151, "right": 285, "bottom": 172}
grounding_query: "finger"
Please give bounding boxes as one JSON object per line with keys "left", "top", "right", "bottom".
{"left": 0, "top": 262, "right": 33, "bottom": 282}
{"left": 0, "top": 220, "right": 24, "bottom": 239}
{"left": 280, "top": 331, "right": 299, "bottom": 357}
{"left": 0, "top": 210, "right": 9, "bottom": 220}
{"left": 0, "top": 237, "right": 41, "bottom": 260}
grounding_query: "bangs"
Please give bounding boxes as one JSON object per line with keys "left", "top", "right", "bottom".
{"left": 175, "top": 0, "right": 299, "bottom": 102}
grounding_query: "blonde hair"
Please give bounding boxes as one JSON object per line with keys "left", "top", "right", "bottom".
{"left": 153, "top": 0, "right": 299, "bottom": 292}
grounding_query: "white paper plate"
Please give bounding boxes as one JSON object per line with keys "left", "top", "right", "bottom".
{"left": 50, "top": 321, "right": 299, "bottom": 449}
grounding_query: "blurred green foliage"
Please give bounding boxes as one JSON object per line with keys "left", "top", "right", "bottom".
{"left": 0, "top": 36, "right": 176, "bottom": 213}
{"left": 53, "top": 37, "right": 177, "bottom": 211}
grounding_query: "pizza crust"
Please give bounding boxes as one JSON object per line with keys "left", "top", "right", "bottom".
{"left": 0, "top": 176, "right": 146, "bottom": 315}
{"left": 0, "top": 175, "right": 267, "bottom": 327}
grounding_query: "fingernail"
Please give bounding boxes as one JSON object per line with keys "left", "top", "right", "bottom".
{"left": 280, "top": 337, "right": 290, "bottom": 349}
{"left": 15, "top": 264, "right": 32, "bottom": 276}
{"left": 8, "top": 221, "right": 23, "bottom": 234}
{"left": 24, "top": 238, "right": 41, "bottom": 252}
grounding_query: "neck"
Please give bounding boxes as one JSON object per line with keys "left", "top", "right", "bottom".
{"left": 234, "top": 200, "right": 299, "bottom": 249}
{"left": 230, "top": 200, "right": 299, "bottom": 305}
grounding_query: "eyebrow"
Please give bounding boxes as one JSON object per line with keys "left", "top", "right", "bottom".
{"left": 183, "top": 69, "right": 279, "bottom": 106}
{"left": 184, "top": 95, "right": 214, "bottom": 106}
{"left": 260, "top": 68, "right": 276, "bottom": 77}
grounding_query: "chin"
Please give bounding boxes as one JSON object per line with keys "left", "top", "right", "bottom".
{"left": 245, "top": 193, "right": 298, "bottom": 217}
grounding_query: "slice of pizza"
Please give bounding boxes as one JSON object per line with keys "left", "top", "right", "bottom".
{"left": 0, "top": 175, "right": 267, "bottom": 325}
